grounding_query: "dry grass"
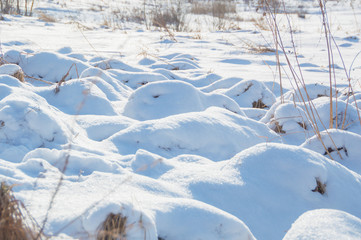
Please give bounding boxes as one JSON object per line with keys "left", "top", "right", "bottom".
{"left": 252, "top": 99, "right": 268, "bottom": 109}
{"left": 259, "top": 0, "right": 352, "bottom": 160}
{"left": 37, "top": 11, "right": 56, "bottom": 23}
{"left": 272, "top": 121, "right": 286, "bottom": 134}
{"left": 312, "top": 177, "right": 326, "bottom": 195}
{"left": 0, "top": 182, "right": 35, "bottom": 240}
{"left": 241, "top": 39, "right": 275, "bottom": 54}
{"left": 190, "top": 0, "right": 237, "bottom": 16}
{"left": 252, "top": 16, "right": 271, "bottom": 31}
{"left": 151, "top": 1, "right": 186, "bottom": 32}
{"left": 97, "top": 213, "right": 128, "bottom": 240}
{"left": 13, "top": 69, "right": 24, "bottom": 82}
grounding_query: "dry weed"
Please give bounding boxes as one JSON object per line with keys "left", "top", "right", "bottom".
{"left": 13, "top": 69, "right": 24, "bottom": 82}
{"left": 97, "top": 213, "right": 127, "bottom": 240}
{"left": 37, "top": 11, "right": 56, "bottom": 22}
{"left": 0, "top": 182, "right": 35, "bottom": 240}
{"left": 252, "top": 99, "right": 268, "bottom": 109}
{"left": 312, "top": 177, "right": 326, "bottom": 195}
{"left": 241, "top": 39, "right": 274, "bottom": 54}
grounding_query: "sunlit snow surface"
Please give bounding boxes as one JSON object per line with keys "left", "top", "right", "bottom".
{"left": 1, "top": 0, "right": 361, "bottom": 239}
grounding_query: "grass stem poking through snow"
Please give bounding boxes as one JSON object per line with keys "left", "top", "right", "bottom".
{"left": 55, "top": 63, "right": 79, "bottom": 94}
{"left": 262, "top": 0, "right": 345, "bottom": 160}
{"left": 318, "top": 0, "right": 334, "bottom": 129}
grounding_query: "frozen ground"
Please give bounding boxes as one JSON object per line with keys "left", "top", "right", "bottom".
{"left": 1, "top": 0, "right": 361, "bottom": 239}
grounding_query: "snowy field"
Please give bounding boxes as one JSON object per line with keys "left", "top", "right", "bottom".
{"left": 1, "top": 0, "right": 361, "bottom": 239}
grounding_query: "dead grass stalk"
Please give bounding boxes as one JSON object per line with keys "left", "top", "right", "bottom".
{"left": 0, "top": 182, "right": 36, "bottom": 240}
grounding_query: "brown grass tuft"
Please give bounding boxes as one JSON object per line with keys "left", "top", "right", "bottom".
{"left": 273, "top": 121, "right": 285, "bottom": 134}
{"left": 97, "top": 213, "right": 128, "bottom": 240}
{"left": 13, "top": 69, "right": 24, "bottom": 82}
{"left": 0, "top": 182, "right": 34, "bottom": 240}
{"left": 38, "top": 11, "right": 56, "bottom": 23}
{"left": 252, "top": 99, "right": 267, "bottom": 109}
{"left": 312, "top": 177, "right": 326, "bottom": 195}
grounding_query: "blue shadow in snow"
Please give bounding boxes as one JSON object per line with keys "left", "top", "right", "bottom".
{"left": 220, "top": 58, "right": 252, "bottom": 65}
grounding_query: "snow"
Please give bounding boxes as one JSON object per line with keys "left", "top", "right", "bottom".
{"left": 0, "top": 63, "right": 23, "bottom": 77}
{"left": 283, "top": 209, "right": 361, "bottom": 240}
{"left": 4, "top": 50, "right": 90, "bottom": 83}
{"left": 219, "top": 79, "right": 276, "bottom": 109}
{"left": 301, "top": 129, "right": 361, "bottom": 175}
{"left": 1, "top": 0, "right": 361, "bottom": 239}
{"left": 110, "top": 107, "right": 280, "bottom": 161}
{"left": 178, "top": 143, "right": 361, "bottom": 239}
{"left": 122, "top": 80, "right": 245, "bottom": 120}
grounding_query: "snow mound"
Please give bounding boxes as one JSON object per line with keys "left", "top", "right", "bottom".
{"left": 2, "top": 49, "right": 23, "bottom": 64}
{"left": 283, "top": 83, "right": 339, "bottom": 102}
{"left": 261, "top": 97, "right": 361, "bottom": 144}
{"left": 5, "top": 51, "right": 90, "bottom": 83}
{"left": 91, "top": 58, "right": 144, "bottom": 72}
{"left": 82, "top": 193, "right": 255, "bottom": 240}
{"left": 0, "top": 74, "right": 24, "bottom": 88}
{"left": 108, "top": 69, "right": 168, "bottom": 89}
{"left": 131, "top": 149, "right": 173, "bottom": 178}
{"left": 35, "top": 79, "right": 117, "bottom": 116}
{"left": 155, "top": 198, "right": 255, "bottom": 240}
{"left": 0, "top": 63, "right": 24, "bottom": 82}
{"left": 79, "top": 67, "right": 132, "bottom": 100}
{"left": 340, "top": 92, "right": 361, "bottom": 109}
{"left": 0, "top": 86, "right": 71, "bottom": 161}
{"left": 219, "top": 79, "right": 276, "bottom": 109}
{"left": 260, "top": 101, "right": 312, "bottom": 144}
{"left": 138, "top": 57, "right": 156, "bottom": 66}
{"left": 312, "top": 97, "right": 361, "bottom": 134}
{"left": 110, "top": 107, "right": 281, "bottom": 161}
{"left": 182, "top": 72, "right": 222, "bottom": 88}
{"left": 23, "top": 148, "right": 121, "bottom": 176}
{"left": 76, "top": 115, "right": 137, "bottom": 141}
{"left": 301, "top": 129, "right": 361, "bottom": 175}
{"left": 150, "top": 54, "right": 200, "bottom": 70}
{"left": 123, "top": 80, "right": 245, "bottom": 121}
{"left": 200, "top": 77, "right": 244, "bottom": 93}
{"left": 181, "top": 143, "right": 361, "bottom": 239}
{"left": 83, "top": 201, "right": 157, "bottom": 240}
{"left": 283, "top": 209, "right": 361, "bottom": 240}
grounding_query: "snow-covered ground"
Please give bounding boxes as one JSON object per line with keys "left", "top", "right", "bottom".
{"left": 1, "top": 0, "right": 361, "bottom": 239}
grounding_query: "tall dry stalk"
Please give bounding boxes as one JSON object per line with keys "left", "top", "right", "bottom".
{"left": 262, "top": 0, "right": 345, "bottom": 159}
{"left": 318, "top": 0, "right": 334, "bottom": 128}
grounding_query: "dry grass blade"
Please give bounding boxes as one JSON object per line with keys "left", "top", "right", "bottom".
{"left": 55, "top": 63, "right": 78, "bottom": 93}
{"left": 25, "top": 75, "right": 54, "bottom": 85}
{"left": 97, "top": 213, "right": 127, "bottom": 240}
{"left": 262, "top": 0, "right": 344, "bottom": 160}
{"left": 318, "top": 0, "right": 333, "bottom": 129}
{"left": 0, "top": 182, "right": 35, "bottom": 240}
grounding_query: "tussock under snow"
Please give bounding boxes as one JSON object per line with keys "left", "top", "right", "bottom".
{"left": 1, "top": 0, "right": 361, "bottom": 239}
{"left": 110, "top": 107, "right": 280, "bottom": 160}
{"left": 123, "top": 80, "right": 245, "bottom": 120}
{"left": 283, "top": 209, "right": 361, "bottom": 240}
